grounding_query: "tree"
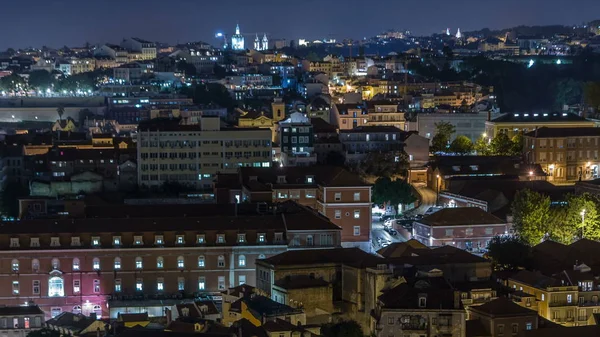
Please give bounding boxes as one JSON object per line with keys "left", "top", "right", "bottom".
{"left": 547, "top": 205, "right": 574, "bottom": 244}
{"left": 0, "top": 73, "right": 26, "bottom": 94}
{"left": 489, "top": 132, "right": 514, "bottom": 156}
{"left": 486, "top": 236, "right": 532, "bottom": 271}
{"left": 449, "top": 135, "right": 473, "bottom": 155}
{"left": 213, "top": 64, "right": 227, "bottom": 79}
{"left": 321, "top": 320, "right": 364, "bottom": 337}
{"left": 474, "top": 135, "right": 491, "bottom": 155}
{"left": 511, "top": 189, "right": 551, "bottom": 245}
{"left": 552, "top": 78, "right": 582, "bottom": 111}
{"left": 28, "top": 70, "right": 54, "bottom": 93}
{"left": 26, "top": 328, "right": 61, "bottom": 337}
{"left": 56, "top": 105, "right": 65, "bottom": 122}
{"left": 510, "top": 132, "right": 524, "bottom": 156}
{"left": 442, "top": 46, "right": 454, "bottom": 59}
{"left": 356, "top": 151, "right": 408, "bottom": 178}
{"left": 430, "top": 122, "right": 455, "bottom": 153}
{"left": 564, "top": 193, "right": 600, "bottom": 240}
{"left": 372, "top": 177, "right": 417, "bottom": 212}
{"left": 176, "top": 60, "right": 197, "bottom": 77}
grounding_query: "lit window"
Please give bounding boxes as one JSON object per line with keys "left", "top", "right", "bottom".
{"left": 196, "top": 235, "right": 205, "bottom": 244}
{"left": 114, "top": 257, "right": 121, "bottom": 270}
{"left": 238, "top": 255, "right": 246, "bottom": 267}
{"left": 136, "top": 278, "right": 143, "bottom": 291}
{"left": 135, "top": 257, "right": 143, "bottom": 269}
{"left": 48, "top": 277, "right": 63, "bottom": 297}
{"left": 334, "top": 192, "right": 341, "bottom": 201}
{"left": 93, "top": 279, "right": 100, "bottom": 293}
{"left": 51, "top": 258, "right": 60, "bottom": 270}
{"left": 354, "top": 210, "right": 360, "bottom": 219}
{"left": 178, "top": 277, "right": 185, "bottom": 291}
{"left": 32, "top": 280, "right": 40, "bottom": 295}
{"left": 176, "top": 235, "right": 185, "bottom": 244}
{"left": 91, "top": 237, "right": 100, "bottom": 246}
{"left": 353, "top": 192, "right": 360, "bottom": 201}
{"left": 12, "top": 281, "right": 19, "bottom": 295}
{"left": 50, "top": 237, "right": 60, "bottom": 247}
{"left": 11, "top": 259, "right": 19, "bottom": 272}
{"left": 177, "top": 256, "right": 184, "bottom": 268}
{"left": 113, "top": 236, "right": 121, "bottom": 246}
{"left": 218, "top": 255, "right": 225, "bottom": 267}
{"left": 72, "top": 258, "right": 80, "bottom": 271}
{"left": 157, "top": 278, "right": 164, "bottom": 291}
{"left": 335, "top": 210, "right": 341, "bottom": 219}
{"left": 115, "top": 279, "right": 122, "bottom": 292}
{"left": 155, "top": 235, "right": 164, "bottom": 245}
{"left": 239, "top": 275, "right": 246, "bottom": 285}
{"left": 198, "top": 256, "right": 205, "bottom": 268}
{"left": 134, "top": 236, "right": 143, "bottom": 245}
{"left": 354, "top": 226, "right": 360, "bottom": 236}
{"left": 237, "top": 234, "right": 246, "bottom": 243}
{"left": 156, "top": 257, "right": 164, "bottom": 269}
{"left": 198, "top": 277, "right": 206, "bottom": 290}
{"left": 93, "top": 258, "right": 100, "bottom": 270}
{"left": 217, "top": 234, "right": 225, "bottom": 244}
{"left": 218, "top": 276, "right": 225, "bottom": 290}
{"left": 73, "top": 280, "right": 80, "bottom": 293}
{"left": 258, "top": 233, "right": 266, "bottom": 243}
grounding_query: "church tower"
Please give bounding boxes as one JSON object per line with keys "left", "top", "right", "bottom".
{"left": 231, "top": 24, "right": 245, "bottom": 50}
{"left": 262, "top": 34, "right": 269, "bottom": 51}
{"left": 271, "top": 97, "right": 285, "bottom": 122}
{"left": 455, "top": 28, "right": 462, "bottom": 39}
{"left": 254, "top": 34, "right": 260, "bottom": 50}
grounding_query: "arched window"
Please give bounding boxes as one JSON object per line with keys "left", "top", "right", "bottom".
{"left": 177, "top": 256, "right": 184, "bottom": 269}
{"left": 93, "top": 258, "right": 100, "bottom": 270}
{"left": 72, "top": 258, "right": 80, "bottom": 271}
{"left": 48, "top": 276, "right": 64, "bottom": 297}
{"left": 31, "top": 259, "right": 40, "bottom": 272}
{"left": 11, "top": 259, "right": 19, "bottom": 272}
{"left": 238, "top": 255, "right": 246, "bottom": 267}
{"left": 156, "top": 257, "right": 164, "bottom": 269}
{"left": 51, "top": 258, "right": 60, "bottom": 270}
{"left": 198, "top": 256, "right": 205, "bottom": 268}
{"left": 258, "top": 254, "right": 266, "bottom": 259}
{"left": 114, "top": 257, "right": 121, "bottom": 270}
{"left": 135, "top": 257, "right": 143, "bottom": 269}
{"left": 217, "top": 255, "right": 225, "bottom": 267}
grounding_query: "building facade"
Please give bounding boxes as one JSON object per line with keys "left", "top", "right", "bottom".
{"left": 485, "top": 112, "right": 595, "bottom": 139}
{"left": 279, "top": 112, "right": 316, "bottom": 167}
{"left": 524, "top": 127, "right": 600, "bottom": 182}
{"left": 137, "top": 117, "right": 272, "bottom": 189}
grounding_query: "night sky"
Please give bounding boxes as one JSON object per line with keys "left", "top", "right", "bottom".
{"left": 2, "top": 0, "right": 600, "bottom": 49}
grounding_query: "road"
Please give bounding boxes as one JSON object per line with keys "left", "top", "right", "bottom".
{"left": 370, "top": 183, "right": 438, "bottom": 252}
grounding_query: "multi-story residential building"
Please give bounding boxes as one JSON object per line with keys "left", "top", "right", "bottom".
{"left": 225, "top": 75, "right": 273, "bottom": 88}
{"left": 216, "top": 166, "right": 372, "bottom": 250}
{"left": 339, "top": 126, "right": 404, "bottom": 164}
{"left": 467, "top": 297, "right": 539, "bottom": 336}
{"left": 372, "top": 276, "right": 466, "bottom": 337}
{"left": 485, "top": 112, "right": 595, "bottom": 139}
{"left": 69, "top": 58, "right": 96, "bottom": 75}
{"left": 365, "top": 101, "right": 405, "bottom": 130}
{"left": 113, "top": 63, "right": 151, "bottom": 83}
{"left": 94, "top": 44, "right": 128, "bottom": 64}
{"left": 412, "top": 207, "right": 510, "bottom": 251}
{"left": 307, "top": 96, "right": 331, "bottom": 124}
{"left": 0, "top": 201, "right": 341, "bottom": 319}
{"left": 524, "top": 127, "right": 600, "bottom": 182}
{"left": 0, "top": 306, "right": 45, "bottom": 337}
{"left": 278, "top": 112, "right": 316, "bottom": 167}
{"left": 137, "top": 117, "right": 272, "bottom": 189}
{"left": 332, "top": 104, "right": 368, "bottom": 130}
{"left": 120, "top": 38, "right": 157, "bottom": 61}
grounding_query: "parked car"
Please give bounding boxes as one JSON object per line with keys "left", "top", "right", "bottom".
{"left": 379, "top": 214, "right": 393, "bottom": 222}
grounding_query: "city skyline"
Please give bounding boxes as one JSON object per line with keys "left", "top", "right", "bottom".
{"left": 1, "top": 0, "right": 600, "bottom": 50}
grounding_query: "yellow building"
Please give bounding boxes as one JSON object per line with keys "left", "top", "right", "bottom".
{"left": 117, "top": 313, "right": 150, "bottom": 328}
{"left": 70, "top": 58, "right": 96, "bottom": 74}
{"left": 366, "top": 101, "right": 405, "bottom": 130}
{"left": 52, "top": 118, "right": 78, "bottom": 132}
{"left": 237, "top": 109, "right": 276, "bottom": 142}
{"left": 485, "top": 112, "right": 596, "bottom": 139}
{"left": 309, "top": 61, "right": 332, "bottom": 75}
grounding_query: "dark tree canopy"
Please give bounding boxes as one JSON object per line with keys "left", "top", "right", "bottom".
{"left": 372, "top": 177, "right": 417, "bottom": 211}
{"left": 487, "top": 236, "right": 532, "bottom": 271}
{"left": 321, "top": 320, "right": 364, "bottom": 337}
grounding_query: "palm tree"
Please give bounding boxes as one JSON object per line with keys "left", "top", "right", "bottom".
{"left": 56, "top": 105, "right": 65, "bottom": 122}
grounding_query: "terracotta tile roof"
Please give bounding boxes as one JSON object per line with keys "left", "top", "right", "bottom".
{"left": 417, "top": 207, "right": 505, "bottom": 226}
{"left": 469, "top": 297, "right": 537, "bottom": 317}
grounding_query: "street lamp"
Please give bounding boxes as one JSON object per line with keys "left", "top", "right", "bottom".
{"left": 581, "top": 209, "right": 586, "bottom": 239}
{"left": 436, "top": 174, "right": 440, "bottom": 206}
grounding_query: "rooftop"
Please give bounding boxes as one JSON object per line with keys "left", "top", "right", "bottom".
{"left": 490, "top": 112, "right": 590, "bottom": 123}
{"left": 418, "top": 207, "right": 506, "bottom": 227}
{"left": 340, "top": 126, "right": 402, "bottom": 134}
{"left": 524, "top": 127, "right": 600, "bottom": 138}
{"left": 469, "top": 297, "right": 537, "bottom": 317}
{"left": 0, "top": 306, "right": 44, "bottom": 316}
{"left": 260, "top": 247, "right": 385, "bottom": 269}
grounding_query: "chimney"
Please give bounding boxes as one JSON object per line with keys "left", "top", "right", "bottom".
{"left": 487, "top": 110, "right": 491, "bottom": 122}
